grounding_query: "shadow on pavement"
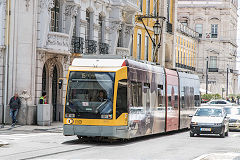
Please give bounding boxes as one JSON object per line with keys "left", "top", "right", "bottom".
{"left": 62, "top": 128, "right": 189, "bottom": 146}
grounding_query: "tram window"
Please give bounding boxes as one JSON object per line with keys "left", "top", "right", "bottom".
{"left": 137, "top": 82, "right": 142, "bottom": 106}
{"left": 131, "top": 81, "right": 142, "bottom": 107}
{"left": 116, "top": 79, "right": 127, "bottom": 119}
{"left": 144, "top": 83, "right": 150, "bottom": 107}
{"left": 157, "top": 85, "right": 164, "bottom": 107}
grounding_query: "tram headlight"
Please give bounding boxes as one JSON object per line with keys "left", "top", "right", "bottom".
{"left": 191, "top": 122, "right": 198, "bottom": 125}
{"left": 65, "top": 113, "right": 75, "bottom": 118}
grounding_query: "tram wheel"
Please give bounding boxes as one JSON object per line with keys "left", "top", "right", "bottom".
{"left": 190, "top": 132, "right": 194, "bottom": 137}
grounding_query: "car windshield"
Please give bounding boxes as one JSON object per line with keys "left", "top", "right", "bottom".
{"left": 65, "top": 71, "right": 115, "bottom": 119}
{"left": 224, "top": 108, "right": 240, "bottom": 115}
{"left": 195, "top": 108, "right": 223, "bottom": 117}
{"left": 209, "top": 100, "right": 227, "bottom": 104}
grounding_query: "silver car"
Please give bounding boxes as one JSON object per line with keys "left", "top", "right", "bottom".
{"left": 201, "top": 99, "right": 235, "bottom": 106}
{"left": 190, "top": 106, "right": 229, "bottom": 137}
{"left": 224, "top": 106, "right": 240, "bottom": 130}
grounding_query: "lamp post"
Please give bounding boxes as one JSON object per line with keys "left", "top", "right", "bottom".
{"left": 226, "top": 65, "right": 229, "bottom": 97}
{"left": 206, "top": 57, "right": 209, "bottom": 94}
{"left": 136, "top": 16, "right": 165, "bottom": 63}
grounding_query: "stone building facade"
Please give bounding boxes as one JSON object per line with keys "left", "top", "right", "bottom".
{"left": 0, "top": 0, "right": 138, "bottom": 124}
{"left": 177, "top": 0, "right": 238, "bottom": 96}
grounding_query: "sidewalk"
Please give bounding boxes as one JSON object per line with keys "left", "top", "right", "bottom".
{"left": 0, "top": 122, "right": 63, "bottom": 133}
{"left": 0, "top": 122, "right": 63, "bottom": 146}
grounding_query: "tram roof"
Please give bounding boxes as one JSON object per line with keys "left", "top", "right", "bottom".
{"left": 71, "top": 58, "right": 164, "bottom": 73}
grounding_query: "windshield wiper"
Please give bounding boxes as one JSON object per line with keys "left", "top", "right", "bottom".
{"left": 95, "top": 99, "right": 109, "bottom": 114}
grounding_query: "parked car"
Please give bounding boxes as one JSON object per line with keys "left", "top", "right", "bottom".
{"left": 224, "top": 106, "right": 240, "bottom": 130}
{"left": 201, "top": 99, "right": 235, "bottom": 106}
{"left": 189, "top": 106, "right": 229, "bottom": 137}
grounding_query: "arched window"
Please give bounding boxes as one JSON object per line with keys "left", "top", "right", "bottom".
{"left": 50, "top": 0, "right": 60, "bottom": 32}
{"left": 86, "top": 9, "right": 90, "bottom": 40}
{"left": 98, "top": 14, "right": 104, "bottom": 43}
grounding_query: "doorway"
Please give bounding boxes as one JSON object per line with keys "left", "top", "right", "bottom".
{"left": 52, "top": 65, "right": 58, "bottom": 121}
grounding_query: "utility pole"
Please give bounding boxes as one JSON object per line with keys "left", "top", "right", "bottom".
{"left": 206, "top": 57, "right": 208, "bottom": 94}
{"left": 226, "top": 66, "right": 229, "bottom": 97}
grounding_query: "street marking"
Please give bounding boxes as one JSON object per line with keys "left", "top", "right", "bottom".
{"left": 194, "top": 153, "right": 240, "bottom": 160}
{"left": 230, "top": 133, "right": 240, "bottom": 137}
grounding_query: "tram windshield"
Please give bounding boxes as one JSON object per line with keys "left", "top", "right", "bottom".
{"left": 65, "top": 71, "right": 115, "bottom": 119}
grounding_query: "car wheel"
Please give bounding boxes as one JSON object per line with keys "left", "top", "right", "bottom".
{"left": 190, "top": 132, "right": 194, "bottom": 137}
{"left": 225, "top": 129, "right": 229, "bottom": 137}
{"left": 220, "top": 127, "right": 225, "bottom": 138}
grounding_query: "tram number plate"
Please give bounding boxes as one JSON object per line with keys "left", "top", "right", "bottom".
{"left": 200, "top": 128, "right": 211, "bottom": 131}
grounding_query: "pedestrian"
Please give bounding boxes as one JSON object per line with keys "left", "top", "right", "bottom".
{"left": 39, "top": 92, "right": 47, "bottom": 104}
{"left": 9, "top": 92, "right": 21, "bottom": 126}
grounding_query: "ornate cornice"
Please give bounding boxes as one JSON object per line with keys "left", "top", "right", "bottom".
{"left": 65, "top": 5, "right": 78, "bottom": 17}
{"left": 40, "top": 0, "right": 54, "bottom": 12}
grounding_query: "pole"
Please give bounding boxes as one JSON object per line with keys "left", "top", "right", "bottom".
{"left": 154, "top": 0, "right": 159, "bottom": 63}
{"left": 226, "top": 67, "right": 229, "bottom": 97}
{"left": 206, "top": 57, "right": 208, "bottom": 94}
{"left": 2, "top": 0, "right": 10, "bottom": 128}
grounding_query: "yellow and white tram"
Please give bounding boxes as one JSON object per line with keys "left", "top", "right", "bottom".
{"left": 63, "top": 58, "right": 200, "bottom": 139}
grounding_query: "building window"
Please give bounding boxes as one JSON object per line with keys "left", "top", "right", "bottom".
{"left": 211, "top": 24, "right": 218, "bottom": 38}
{"left": 146, "top": 0, "right": 150, "bottom": 15}
{"left": 130, "top": 35, "right": 133, "bottom": 56}
{"left": 86, "top": 9, "right": 90, "bottom": 40}
{"left": 117, "top": 29, "right": 123, "bottom": 47}
{"left": 152, "top": 37, "right": 155, "bottom": 61}
{"left": 209, "top": 56, "right": 217, "bottom": 68}
{"left": 137, "top": 33, "right": 142, "bottom": 60}
{"left": 145, "top": 36, "right": 149, "bottom": 61}
{"left": 98, "top": 14, "right": 104, "bottom": 43}
{"left": 50, "top": 0, "right": 60, "bottom": 32}
{"left": 139, "top": 0, "right": 143, "bottom": 12}
{"left": 195, "top": 24, "right": 203, "bottom": 38}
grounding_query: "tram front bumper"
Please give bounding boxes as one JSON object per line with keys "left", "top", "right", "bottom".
{"left": 63, "top": 125, "right": 129, "bottom": 139}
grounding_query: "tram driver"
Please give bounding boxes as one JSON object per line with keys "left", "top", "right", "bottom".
{"left": 97, "top": 90, "right": 106, "bottom": 102}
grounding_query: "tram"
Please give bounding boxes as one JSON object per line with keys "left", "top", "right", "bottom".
{"left": 63, "top": 58, "right": 200, "bottom": 139}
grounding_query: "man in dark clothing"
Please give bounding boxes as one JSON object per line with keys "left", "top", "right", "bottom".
{"left": 9, "top": 93, "right": 21, "bottom": 126}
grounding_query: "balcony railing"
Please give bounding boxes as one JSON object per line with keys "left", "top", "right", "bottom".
{"left": 116, "top": 47, "right": 130, "bottom": 56}
{"left": 177, "top": 22, "right": 200, "bottom": 39}
{"left": 71, "top": 37, "right": 84, "bottom": 54}
{"left": 99, "top": 43, "right": 109, "bottom": 54}
{"left": 208, "top": 68, "right": 218, "bottom": 72}
{"left": 176, "top": 63, "right": 195, "bottom": 71}
{"left": 166, "top": 22, "right": 173, "bottom": 34}
{"left": 85, "top": 40, "right": 97, "bottom": 54}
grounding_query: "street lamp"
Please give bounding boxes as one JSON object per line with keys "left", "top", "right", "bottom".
{"left": 153, "top": 20, "right": 161, "bottom": 35}
{"left": 136, "top": 15, "right": 166, "bottom": 62}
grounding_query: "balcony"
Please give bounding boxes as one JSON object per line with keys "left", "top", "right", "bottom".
{"left": 85, "top": 40, "right": 97, "bottom": 54}
{"left": 112, "top": 0, "right": 138, "bottom": 11}
{"left": 71, "top": 37, "right": 84, "bottom": 54}
{"left": 177, "top": 22, "right": 199, "bottom": 39}
{"left": 116, "top": 47, "right": 130, "bottom": 57}
{"left": 208, "top": 68, "right": 218, "bottom": 72}
{"left": 46, "top": 32, "right": 70, "bottom": 54}
{"left": 166, "top": 22, "right": 173, "bottom": 34}
{"left": 99, "top": 43, "right": 109, "bottom": 55}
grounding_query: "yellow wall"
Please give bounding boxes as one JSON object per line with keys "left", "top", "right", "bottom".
{"left": 133, "top": 0, "right": 163, "bottom": 62}
{"left": 175, "top": 35, "right": 197, "bottom": 69}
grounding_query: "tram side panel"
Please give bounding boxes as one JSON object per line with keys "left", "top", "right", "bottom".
{"left": 178, "top": 73, "right": 197, "bottom": 129}
{"left": 127, "top": 65, "right": 166, "bottom": 138}
{"left": 165, "top": 69, "right": 179, "bottom": 132}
